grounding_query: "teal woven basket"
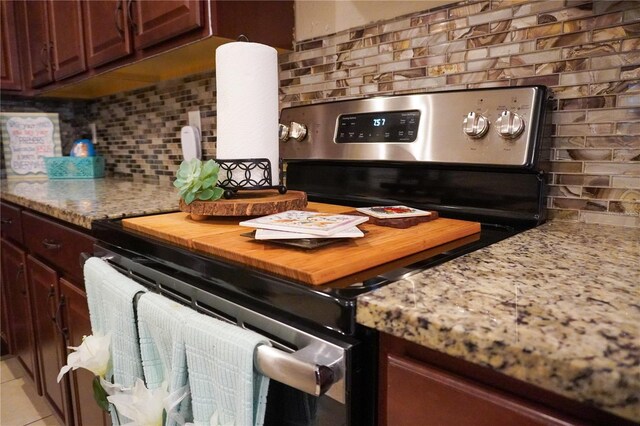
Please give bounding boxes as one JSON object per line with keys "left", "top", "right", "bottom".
{"left": 44, "top": 156, "right": 105, "bottom": 179}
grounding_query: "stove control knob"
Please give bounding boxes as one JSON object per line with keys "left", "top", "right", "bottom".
{"left": 289, "top": 121, "right": 308, "bottom": 142}
{"left": 278, "top": 122, "right": 308, "bottom": 142}
{"left": 278, "top": 123, "right": 290, "bottom": 142}
{"left": 496, "top": 110, "right": 525, "bottom": 139}
{"left": 462, "top": 112, "right": 489, "bottom": 138}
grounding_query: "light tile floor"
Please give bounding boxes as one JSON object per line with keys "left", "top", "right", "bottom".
{"left": 0, "top": 356, "right": 62, "bottom": 426}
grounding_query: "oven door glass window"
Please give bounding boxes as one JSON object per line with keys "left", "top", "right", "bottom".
{"left": 264, "top": 381, "right": 347, "bottom": 426}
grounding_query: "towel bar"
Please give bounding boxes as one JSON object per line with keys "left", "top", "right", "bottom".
{"left": 88, "top": 247, "right": 348, "bottom": 404}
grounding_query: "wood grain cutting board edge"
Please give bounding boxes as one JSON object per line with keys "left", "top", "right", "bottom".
{"left": 122, "top": 203, "right": 481, "bottom": 285}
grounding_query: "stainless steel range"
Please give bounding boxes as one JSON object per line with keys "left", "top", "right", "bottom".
{"left": 93, "top": 86, "right": 550, "bottom": 426}
{"left": 279, "top": 86, "right": 545, "bottom": 167}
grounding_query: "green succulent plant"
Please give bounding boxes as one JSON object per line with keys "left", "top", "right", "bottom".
{"left": 173, "top": 158, "right": 224, "bottom": 204}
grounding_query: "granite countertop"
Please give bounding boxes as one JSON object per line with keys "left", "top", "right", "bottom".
{"left": 0, "top": 177, "right": 179, "bottom": 229}
{"left": 3, "top": 177, "right": 638, "bottom": 421}
{"left": 357, "top": 221, "right": 640, "bottom": 423}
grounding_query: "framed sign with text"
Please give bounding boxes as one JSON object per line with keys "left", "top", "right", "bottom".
{"left": 1, "top": 112, "right": 62, "bottom": 179}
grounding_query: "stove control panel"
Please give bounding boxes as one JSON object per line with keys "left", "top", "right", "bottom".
{"left": 334, "top": 110, "right": 420, "bottom": 143}
{"left": 279, "top": 86, "right": 547, "bottom": 168}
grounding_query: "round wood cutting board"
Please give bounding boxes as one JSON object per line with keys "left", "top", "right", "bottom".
{"left": 179, "top": 189, "right": 307, "bottom": 219}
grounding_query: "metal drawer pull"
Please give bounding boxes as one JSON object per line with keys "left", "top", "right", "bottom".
{"left": 0, "top": 218, "right": 12, "bottom": 225}
{"left": 55, "top": 296, "right": 69, "bottom": 338}
{"left": 127, "top": 0, "right": 137, "bottom": 32}
{"left": 42, "top": 239, "right": 62, "bottom": 250}
{"left": 40, "top": 44, "right": 49, "bottom": 68}
{"left": 255, "top": 344, "right": 335, "bottom": 397}
{"left": 47, "top": 285, "right": 57, "bottom": 321}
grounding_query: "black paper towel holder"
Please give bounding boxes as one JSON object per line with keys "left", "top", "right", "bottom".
{"left": 216, "top": 158, "right": 287, "bottom": 199}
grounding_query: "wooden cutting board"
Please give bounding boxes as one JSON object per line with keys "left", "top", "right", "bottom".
{"left": 122, "top": 202, "right": 481, "bottom": 285}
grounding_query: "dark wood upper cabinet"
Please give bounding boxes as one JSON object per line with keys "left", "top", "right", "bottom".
{"left": 48, "top": 0, "right": 87, "bottom": 80}
{"left": 215, "top": 1, "right": 294, "bottom": 50}
{"left": 83, "top": 0, "right": 133, "bottom": 68}
{"left": 0, "top": 0, "right": 23, "bottom": 91}
{"left": 132, "top": 0, "right": 204, "bottom": 50}
{"left": 84, "top": 0, "right": 204, "bottom": 69}
{"left": 13, "top": 0, "right": 294, "bottom": 97}
{"left": 22, "top": 0, "right": 52, "bottom": 88}
{"left": 22, "top": 0, "right": 86, "bottom": 88}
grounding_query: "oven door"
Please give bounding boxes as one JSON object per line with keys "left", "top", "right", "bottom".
{"left": 92, "top": 243, "right": 376, "bottom": 426}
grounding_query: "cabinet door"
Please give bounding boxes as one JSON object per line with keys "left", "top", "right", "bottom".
{"left": 60, "top": 278, "right": 108, "bottom": 426}
{"left": 27, "top": 255, "right": 71, "bottom": 424}
{"left": 47, "top": 0, "right": 86, "bottom": 80}
{"left": 22, "top": 0, "right": 53, "bottom": 88}
{"left": 131, "top": 0, "right": 203, "bottom": 49}
{"left": 214, "top": 1, "right": 294, "bottom": 50}
{"left": 1, "top": 239, "right": 38, "bottom": 384}
{"left": 385, "top": 353, "right": 571, "bottom": 426}
{"left": 0, "top": 0, "right": 23, "bottom": 91}
{"left": 83, "top": 0, "right": 133, "bottom": 68}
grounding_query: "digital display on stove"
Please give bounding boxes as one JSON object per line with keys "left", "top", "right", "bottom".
{"left": 335, "top": 110, "right": 420, "bottom": 143}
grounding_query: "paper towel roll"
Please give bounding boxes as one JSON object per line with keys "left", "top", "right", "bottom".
{"left": 216, "top": 42, "right": 279, "bottom": 186}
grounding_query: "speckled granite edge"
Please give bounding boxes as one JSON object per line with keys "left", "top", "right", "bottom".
{"left": 2, "top": 192, "right": 95, "bottom": 228}
{"left": 357, "top": 222, "right": 640, "bottom": 422}
{"left": 1, "top": 178, "right": 180, "bottom": 229}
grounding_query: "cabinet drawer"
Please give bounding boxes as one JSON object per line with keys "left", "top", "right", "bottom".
{"left": 1, "top": 201, "right": 24, "bottom": 244}
{"left": 22, "top": 211, "right": 94, "bottom": 284}
{"left": 385, "top": 353, "right": 572, "bottom": 426}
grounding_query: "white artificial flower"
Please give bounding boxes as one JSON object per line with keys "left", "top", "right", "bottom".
{"left": 107, "top": 378, "right": 169, "bottom": 426}
{"left": 57, "top": 333, "right": 111, "bottom": 382}
{"left": 99, "top": 377, "right": 128, "bottom": 396}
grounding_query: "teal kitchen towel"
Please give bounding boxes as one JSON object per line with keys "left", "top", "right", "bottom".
{"left": 137, "top": 292, "right": 193, "bottom": 425}
{"left": 183, "top": 310, "right": 271, "bottom": 426}
{"left": 83, "top": 257, "right": 146, "bottom": 387}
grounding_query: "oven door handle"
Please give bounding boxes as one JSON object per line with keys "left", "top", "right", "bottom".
{"left": 255, "top": 343, "right": 338, "bottom": 397}
{"left": 90, "top": 245, "right": 347, "bottom": 403}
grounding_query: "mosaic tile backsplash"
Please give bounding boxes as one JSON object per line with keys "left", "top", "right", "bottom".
{"left": 1, "top": 0, "right": 638, "bottom": 227}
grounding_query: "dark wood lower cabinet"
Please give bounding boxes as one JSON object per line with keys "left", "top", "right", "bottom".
{"left": 60, "top": 278, "right": 108, "bottom": 426}
{"left": 1, "top": 238, "right": 39, "bottom": 387}
{"left": 380, "top": 333, "right": 634, "bottom": 426}
{"left": 1, "top": 203, "right": 102, "bottom": 426}
{"left": 385, "top": 353, "right": 571, "bottom": 426}
{"left": 27, "top": 255, "right": 71, "bottom": 425}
